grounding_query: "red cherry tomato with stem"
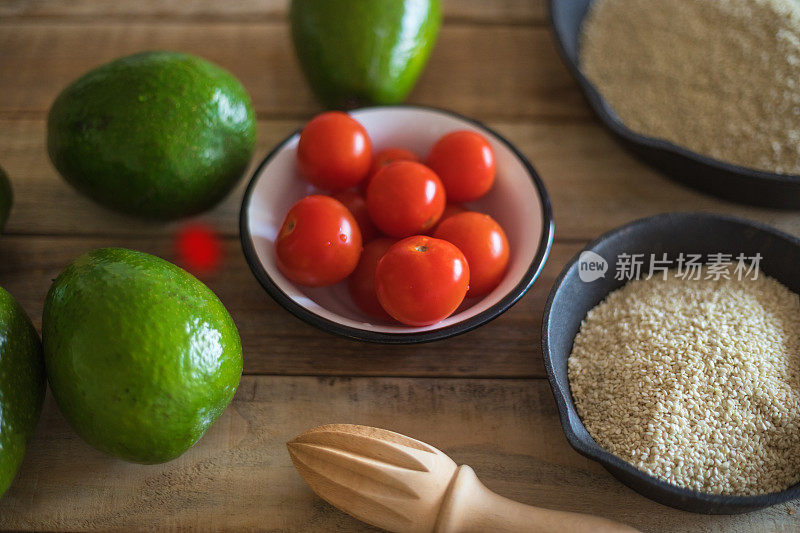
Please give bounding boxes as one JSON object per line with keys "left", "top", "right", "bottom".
{"left": 366, "top": 161, "right": 446, "bottom": 238}
{"left": 426, "top": 130, "right": 495, "bottom": 202}
{"left": 297, "top": 112, "right": 372, "bottom": 191}
{"left": 434, "top": 212, "right": 509, "bottom": 297}
{"left": 332, "top": 190, "right": 379, "bottom": 242}
{"left": 348, "top": 238, "right": 396, "bottom": 320}
{"left": 275, "top": 195, "right": 362, "bottom": 287}
{"left": 375, "top": 236, "right": 470, "bottom": 326}
{"left": 361, "top": 147, "right": 419, "bottom": 193}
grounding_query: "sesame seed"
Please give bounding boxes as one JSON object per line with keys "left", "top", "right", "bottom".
{"left": 568, "top": 268, "right": 800, "bottom": 495}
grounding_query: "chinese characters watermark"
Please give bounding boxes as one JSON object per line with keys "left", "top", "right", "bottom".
{"left": 611, "top": 252, "right": 762, "bottom": 281}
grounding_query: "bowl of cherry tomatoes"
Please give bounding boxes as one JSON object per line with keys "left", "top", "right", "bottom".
{"left": 240, "top": 105, "right": 553, "bottom": 343}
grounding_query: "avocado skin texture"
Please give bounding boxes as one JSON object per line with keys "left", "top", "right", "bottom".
{"left": 290, "top": 0, "right": 441, "bottom": 109}
{"left": 47, "top": 51, "right": 256, "bottom": 220}
{"left": 42, "top": 248, "right": 243, "bottom": 464}
{"left": 0, "top": 287, "right": 45, "bottom": 499}
{"left": 0, "top": 166, "right": 11, "bottom": 233}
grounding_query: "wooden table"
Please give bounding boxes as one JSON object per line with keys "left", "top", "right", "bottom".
{"left": 1, "top": 1, "right": 799, "bottom": 531}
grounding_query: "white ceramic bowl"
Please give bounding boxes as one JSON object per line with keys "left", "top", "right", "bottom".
{"left": 239, "top": 105, "right": 553, "bottom": 343}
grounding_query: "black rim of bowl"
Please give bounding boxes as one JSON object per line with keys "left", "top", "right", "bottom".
{"left": 546, "top": 0, "right": 800, "bottom": 188}
{"left": 239, "top": 104, "right": 555, "bottom": 344}
{"left": 542, "top": 212, "right": 800, "bottom": 509}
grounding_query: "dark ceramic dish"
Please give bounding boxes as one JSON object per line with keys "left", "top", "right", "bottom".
{"left": 542, "top": 212, "right": 800, "bottom": 513}
{"left": 549, "top": 0, "right": 800, "bottom": 208}
{"left": 240, "top": 105, "right": 553, "bottom": 344}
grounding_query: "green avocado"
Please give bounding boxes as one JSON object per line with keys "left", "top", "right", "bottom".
{"left": 0, "top": 287, "right": 45, "bottom": 499}
{"left": 47, "top": 51, "right": 256, "bottom": 220}
{"left": 42, "top": 248, "right": 243, "bottom": 464}
{"left": 0, "top": 166, "right": 12, "bottom": 233}
{"left": 290, "top": 0, "right": 441, "bottom": 108}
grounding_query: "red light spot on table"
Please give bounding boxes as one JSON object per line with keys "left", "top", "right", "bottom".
{"left": 175, "top": 224, "right": 222, "bottom": 276}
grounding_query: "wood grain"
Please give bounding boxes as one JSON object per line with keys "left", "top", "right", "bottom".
{"left": 3, "top": 118, "right": 800, "bottom": 242}
{"left": 0, "top": 21, "right": 584, "bottom": 121}
{"left": 0, "top": 0, "right": 545, "bottom": 25}
{"left": 0, "top": 376, "right": 796, "bottom": 532}
{"left": 0, "top": 235, "right": 577, "bottom": 379}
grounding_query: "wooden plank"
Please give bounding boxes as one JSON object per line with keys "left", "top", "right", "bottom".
{"left": 0, "top": 235, "right": 578, "bottom": 378}
{"left": 3, "top": 118, "right": 800, "bottom": 242}
{"left": 0, "top": 0, "right": 546, "bottom": 25}
{"left": 0, "top": 376, "right": 796, "bottom": 531}
{"left": 502, "top": 119, "right": 800, "bottom": 241}
{"left": 0, "top": 21, "right": 583, "bottom": 121}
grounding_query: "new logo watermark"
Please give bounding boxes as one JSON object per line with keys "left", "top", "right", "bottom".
{"left": 577, "top": 252, "right": 762, "bottom": 282}
{"left": 578, "top": 251, "right": 608, "bottom": 282}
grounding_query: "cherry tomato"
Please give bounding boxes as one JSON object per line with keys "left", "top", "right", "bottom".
{"left": 347, "top": 238, "right": 396, "bottom": 320}
{"left": 366, "top": 161, "right": 446, "bottom": 238}
{"left": 361, "top": 147, "right": 419, "bottom": 193}
{"left": 434, "top": 212, "right": 509, "bottom": 297}
{"left": 332, "top": 190, "right": 379, "bottom": 242}
{"left": 375, "top": 236, "right": 469, "bottom": 326}
{"left": 427, "top": 203, "right": 468, "bottom": 235}
{"left": 426, "top": 130, "right": 496, "bottom": 202}
{"left": 275, "top": 195, "right": 362, "bottom": 287}
{"left": 297, "top": 112, "right": 372, "bottom": 191}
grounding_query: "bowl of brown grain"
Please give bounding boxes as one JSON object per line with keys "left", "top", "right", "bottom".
{"left": 543, "top": 212, "right": 800, "bottom": 513}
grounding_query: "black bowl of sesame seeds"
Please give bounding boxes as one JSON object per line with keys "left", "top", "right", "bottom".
{"left": 549, "top": 0, "right": 800, "bottom": 209}
{"left": 543, "top": 212, "right": 800, "bottom": 513}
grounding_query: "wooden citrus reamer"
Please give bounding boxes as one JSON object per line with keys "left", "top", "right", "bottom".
{"left": 287, "top": 424, "right": 639, "bottom": 532}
